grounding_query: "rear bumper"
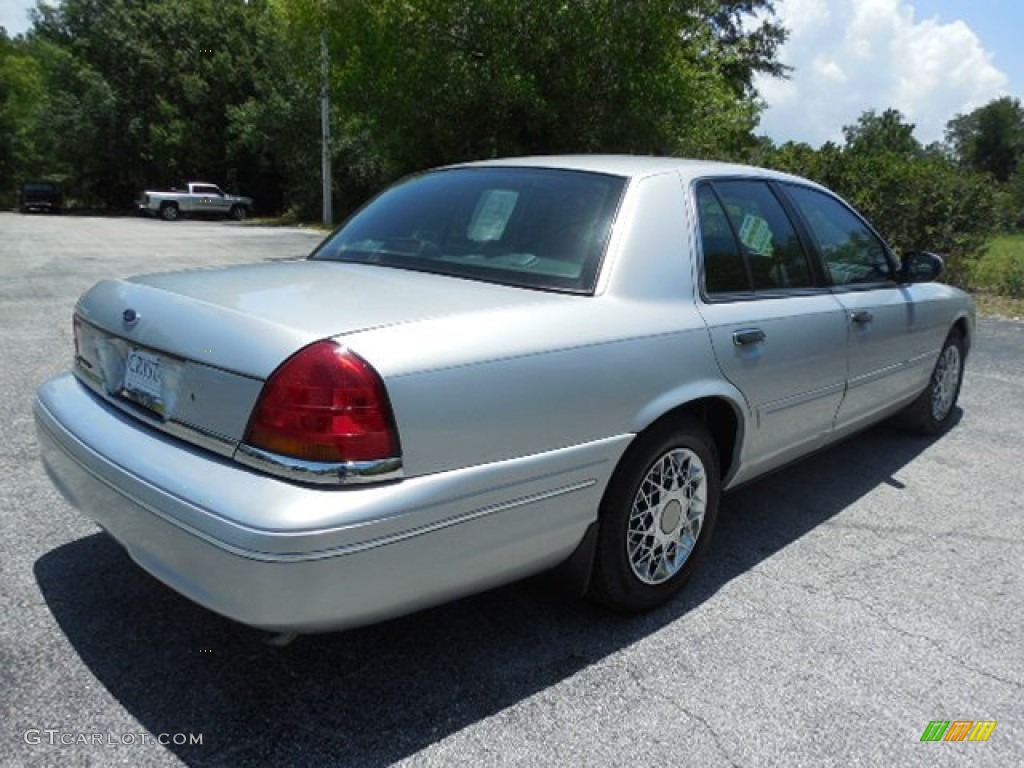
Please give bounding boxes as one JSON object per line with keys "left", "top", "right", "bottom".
{"left": 21, "top": 202, "right": 59, "bottom": 213}
{"left": 35, "top": 374, "right": 621, "bottom": 632}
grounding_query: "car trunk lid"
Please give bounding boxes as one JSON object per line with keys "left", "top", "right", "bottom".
{"left": 72, "top": 260, "right": 558, "bottom": 452}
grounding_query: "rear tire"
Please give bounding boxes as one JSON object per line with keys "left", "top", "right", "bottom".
{"left": 589, "top": 418, "right": 720, "bottom": 613}
{"left": 901, "top": 329, "right": 965, "bottom": 435}
{"left": 160, "top": 202, "right": 179, "bottom": 221}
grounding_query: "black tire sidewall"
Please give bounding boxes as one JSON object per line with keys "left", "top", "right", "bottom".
{"left": 591, "top": 419, "right": 721, "bottom": 613}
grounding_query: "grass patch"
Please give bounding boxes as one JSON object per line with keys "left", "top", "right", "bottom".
{"left": 973, "top": 291, "right": 1024, "bottom": 320}
{"left": 973, "top": 234, "right": 1024, "bottom": 298}
{"left": 970, "top": 234, "right": 1024, "bottom": 319}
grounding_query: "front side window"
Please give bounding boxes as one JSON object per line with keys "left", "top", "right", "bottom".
{"left": 696, "top": 180, "right": 814, "bottom": 297}
{"left": 312, "top": 168, "right": 626, "bottom": 293}
{"left": 783, "top": 185, "right": 894, "bottom": 286}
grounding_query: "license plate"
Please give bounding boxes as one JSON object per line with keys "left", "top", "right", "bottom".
{"left": 123, "top": 348, "right": 163, "bottom": 411}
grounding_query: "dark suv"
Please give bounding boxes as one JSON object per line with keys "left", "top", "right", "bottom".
{"left": 20, "top": 181, "right": 63, "bottom": 214}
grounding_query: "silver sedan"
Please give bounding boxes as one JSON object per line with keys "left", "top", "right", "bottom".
{"left": 34, "top": 156, "right": 973, "bottom": 632}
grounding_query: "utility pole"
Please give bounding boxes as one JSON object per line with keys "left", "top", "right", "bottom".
{"left": 320, "top": 29, "right": 333, "bottom": 227}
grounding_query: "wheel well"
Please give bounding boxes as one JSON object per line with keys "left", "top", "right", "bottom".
{"left": 644, "top": 397, "right": 740, "bottom": 481}
{"left": 161, "top": 201, "right": 177, "bottom": 208}
{"left": 952, "top": 317, "right": 970, "bottom": 351}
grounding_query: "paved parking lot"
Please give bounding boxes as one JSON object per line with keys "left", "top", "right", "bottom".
{"left": 1, "top": 211, "right": 1021, "bottom": 767}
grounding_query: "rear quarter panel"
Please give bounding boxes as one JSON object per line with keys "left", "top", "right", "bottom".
{"left": 344, "top": 172, "right": 745, "bottom": 479}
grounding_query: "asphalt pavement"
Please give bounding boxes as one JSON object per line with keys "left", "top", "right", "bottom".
{"left": 1, "top": 211, "right": 1021, "bottom": 767}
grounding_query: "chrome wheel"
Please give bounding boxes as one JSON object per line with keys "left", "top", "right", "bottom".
{"left": 591, "top": 419, "right": 720, "bottom": 612}
{"left": 930, "top": 344, "right": 962, "bottom": 422}
{"left": 899, "top": 330, "right": 966, "bottom": 436}
{"left": 627, "top": 448, "right": 707, "bottom": 585}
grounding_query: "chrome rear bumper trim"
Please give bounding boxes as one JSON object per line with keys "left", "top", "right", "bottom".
{"left": 234, "top": 443, "right": 404, "bottom": 486}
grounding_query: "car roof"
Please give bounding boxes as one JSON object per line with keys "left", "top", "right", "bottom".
{"left": 450, "top": 154, "right": 816, "bottom": 186}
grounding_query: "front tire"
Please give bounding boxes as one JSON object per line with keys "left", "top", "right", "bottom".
{"left": 901, "top": 330, "right": 965, "bottom": 435}
{"left": 229, "top": 204, "right": 247, "bottom": 221}
{"left": 589, "top": 418, "right": 721, "bottom": 613}
{"left": 160, "top": 202, "right": 179, "bottom": 221}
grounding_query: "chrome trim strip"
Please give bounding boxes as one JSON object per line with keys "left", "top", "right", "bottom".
{"left": 761, "top": 381, "right": 846, "bottom": 415}
{"left": 234, "top": 443, "right": 404, "bottom": 486}
{"left": 845, "top": 352, "right": 932, "bottom": 390}
{"left": 163, "top": 419, "right": 237, "bottom": 456}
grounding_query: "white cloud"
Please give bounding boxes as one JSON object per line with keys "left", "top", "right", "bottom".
{"left": 814, "top": 56, "right": 847, "bottom": 84}
{"left": 754, "top": 0, "right": 1009, "bottom": 146}
{"left": 0, "top": 0, "right": 37, "bottom": 37}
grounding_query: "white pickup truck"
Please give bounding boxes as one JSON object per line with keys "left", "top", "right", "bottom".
{"left": 137, "top": 182, "right": 254, "bottom": 221}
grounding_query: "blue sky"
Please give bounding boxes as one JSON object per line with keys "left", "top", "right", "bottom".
{"left": 2, "top": 0, "right": 1021, "bottom": 147}
{"left": 754, "top": 0, "right": 1024, "bottom": 145}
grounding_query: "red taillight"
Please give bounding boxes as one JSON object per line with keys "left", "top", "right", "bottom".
{"left": 244, "top": 341, "right": 400, "bottom": 463}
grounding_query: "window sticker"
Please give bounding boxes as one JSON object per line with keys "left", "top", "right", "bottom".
{"left": 738, "top": 214, "right": 773, "bottom": 257}
{"left": 467, "top": 189, "right": 518, "bottom": 242}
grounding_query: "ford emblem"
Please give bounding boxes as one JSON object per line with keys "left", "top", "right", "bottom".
{"left": 123, "top": 308, "right": 140, "bottom": 325}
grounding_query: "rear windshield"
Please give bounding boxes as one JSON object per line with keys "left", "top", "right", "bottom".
{"left": 23, "top": 183, "right": 58, "bottom": 194}
{"left": 311, "top": 167, "right": 626, "bottom": 293}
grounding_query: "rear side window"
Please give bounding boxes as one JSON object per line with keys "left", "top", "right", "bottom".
{"left": 313, "top": 168, "right": 626, "bottom": 294}
{"left": 783, "top": 185, "right": 894, "bottom": 285}
{"left": 696, "top": 180, "right": 814, "bottom": 297}
{"left": 696, "top": 185, "right": 749, "bottom": 293}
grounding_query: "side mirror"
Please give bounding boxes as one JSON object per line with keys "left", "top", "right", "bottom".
{"left": 899, "top": 251, "right": 944, "bottom": 283}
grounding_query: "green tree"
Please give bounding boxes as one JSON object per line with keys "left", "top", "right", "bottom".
{"left": 760, "top": 109, "right": 998, "bottom": 287}
{"left": 258, "top": 0, "right": 789, "bottom": 217}
{"left": 13, "top": 0, "right": 787, "bottom": 215}
{"left": 226, "top": 2, "right": 321, "bottom": 216}
{"left": 842, "top": 107, "right": 921, "bottom": 158}
{"left": 1007, "top": 169, "right": 1024, "bottom": 230}
{"left": 946, "top": 96, "right": 1024, "bottom": 183}
{"left": 1, "top": 33, "right": 42, "bottom": 203}
{"left": 26, "top": 0, "right": 273, "bottom": 206}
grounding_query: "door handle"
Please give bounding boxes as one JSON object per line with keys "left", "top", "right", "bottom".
{"left": 850, "top": 310, "right": 874, "bottom": 325}
{"left": 732, "top": 328, "right": 766, "bottom": 346}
